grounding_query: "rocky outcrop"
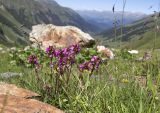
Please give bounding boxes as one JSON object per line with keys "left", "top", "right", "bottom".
{"left": 29, "top": 24, "right": 95, "bottom": 49}
{"left": 0, "top": 83, "right": 64, "bottom": 113}
{"left": 0, "top": 83, "right": 39, "bottom": 98}
{"left": 0, "top": 95, "right": 64, "bottom": 113}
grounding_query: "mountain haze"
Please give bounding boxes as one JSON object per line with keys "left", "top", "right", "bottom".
{"left": 77, "top": 10, "right": 147, "bottom": 31}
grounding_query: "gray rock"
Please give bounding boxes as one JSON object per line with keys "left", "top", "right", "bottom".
{"left": 136, "top": 52, "right": 152, "bottom": 62}
{"left": 143, "top": 52, "right": 152, "bottom": 61}
{"left": 0, "top": 72, "right": 23, "bottom": 79}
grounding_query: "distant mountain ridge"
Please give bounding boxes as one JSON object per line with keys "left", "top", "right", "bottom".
{"left": 97, "top": 15, "right": 160, "bottom": 49}
{"left": 0, "top": 0, "right": 99, "bottom": 46}
{"left": 77, "top": 10, "right": 147, "bottom": 31}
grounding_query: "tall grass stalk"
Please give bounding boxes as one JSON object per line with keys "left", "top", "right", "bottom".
{"left": 112, "top": 3, "right": 117, "bottom": 43}
{"left": 114, "top": 19, "right": 117, "bottom": 42}
{"left": 120, "top": 0, "right": 127, "bottom": 47}
{"left": 153, "top": 2, "right": 160, "bottom": 52}
{"left": 153, "top": 12, "right": 158, "bottom": 51}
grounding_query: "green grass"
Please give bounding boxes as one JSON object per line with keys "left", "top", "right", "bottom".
{"left": 100, "top": 31, "right": 160, "bottom": 49}
{"left": 0, "top": 52, "right": 22, "bottom": 73}
{"left": 1, "top": 49, "right": 160, "bottom": 113}
{"left": 126, "top": 31, "right": 160, "bottom": 49}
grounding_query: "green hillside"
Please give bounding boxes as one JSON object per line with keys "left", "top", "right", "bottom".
{"left": 0, "top": 5, "right": 29, "bottom": 46}
{"left": 97, "top": 15, "right": 160, "bottom": 49}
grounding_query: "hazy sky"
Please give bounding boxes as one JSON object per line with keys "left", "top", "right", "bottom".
{"left": 55, "top": 0, "right": 160, "bottom": 14}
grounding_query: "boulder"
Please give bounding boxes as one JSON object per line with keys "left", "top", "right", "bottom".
{"left": 0, "top": 82, "right": 39, "bottom": 98}
{"left": 97, "top": 45, "right": 114, "bottom": 59}
{"left": 0, "top": 83, "right": 64, "bottom": 113}
{"left": 0, "top": 95, "right": 64, "bottom": 113}
{"left": 29, "top": 24, "right": 95, "bottom": 49}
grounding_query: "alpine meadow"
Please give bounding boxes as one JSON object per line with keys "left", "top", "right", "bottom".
{"left": 0, "top": 0, "right": 160, "bottom": 113}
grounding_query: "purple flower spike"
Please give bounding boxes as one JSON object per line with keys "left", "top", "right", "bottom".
{"left": 79, "top": 62, "right": 90, "bottom": 72}
{"left": 28, "top": 55, "right": 38, "bottom": 65}
{"left": 69, "top": 44, "right": 81, "bottom": 54}
{"left": 79, "top": 56, "right": 101, "bottom": 73}
{"left": 62, "top": 48, "right": 69, "bottom": 54}
{"left": 90, "top": 56, "right": 101, "bottom": 70}
{"left": 46, "top": 46, "right": 55, "bottom": 58}
{"left": 45, "top": 44, "right": 81, "bottom": 75}
{"left": 54, "top": 50, "right": 61, "bottom": 57}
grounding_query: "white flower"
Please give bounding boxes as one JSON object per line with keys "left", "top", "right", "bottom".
{"left": 108, "top": 106, "right": 111, "bottom": 111}
{"left": 10, "top": 60, "right": 16, "bottom": 65}
{"left": 6, "top": 48, "right": 10, "bottom": 51}
{"left": 24, "top": 46, "right": 31, "bottom": 51}
{"left": 128, "top": 50, "right": 139, "bottom": 54}
{"left": 109, "top": 50, "right": 114, "bottom": 59}
{"left": 0, "top": 47, "right": 3, "bottom": 51}
{"left": 1, "top": 51, "right": 6, "bottom": 54}
{"left": 10, "top": 47, "right": 16, "bottom": 51}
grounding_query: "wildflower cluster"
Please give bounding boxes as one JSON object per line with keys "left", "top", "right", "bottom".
{"left": 27, "top": 55, "right": 38, "bottom": 66}
{"left": 46, "top": 44, "right": 81, "bottom": 74}
{"left": 46, "top": 46, "right": 55, "bottom": 59}
{"left": 79, "top": 56, "right": 101, "bottom": 73}
{"left": 27, "top": 44, "right": 102, "bottom": 93}
{"left": 27, "top": 55, "right": 40, "bottom": 81}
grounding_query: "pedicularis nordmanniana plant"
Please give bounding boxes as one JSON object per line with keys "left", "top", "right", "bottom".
{"left": 27, "top": 55, "right": 40, "bottom": 81}
{"left": 79, "top": 56, "right": 101, "bottom": 77}
{"left": 45, "top": 44, "right": 80, "bottom": 75}
{"left": 27, "top": 44, "right": 102, "bottom": 93}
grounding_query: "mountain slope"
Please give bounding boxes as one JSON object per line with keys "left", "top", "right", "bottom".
{"left": 0, "top": 0, "right": 99, "bottom": 46}
{"left": 0, "top": 5, "right": 29, "bottom": 46}
{"left": 77, "top": 10, "right": 146, "bottom": 31}
{"left": 1, "top": 0, "right": 98, "bottom": 32}
{"left": 97, "top": 15, "right": 160, "bottom": 49}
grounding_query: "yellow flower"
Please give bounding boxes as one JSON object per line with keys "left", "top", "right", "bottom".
{"left": 107, "top": 106, "right": 111, "bottom": 111}
{"left": 84, "top": 70, "right": 90, "bottom": 73}
{"left": 121, "top": 79, "right": 129, "bottom": 83}
{"left": 155, "top": 97, "right": 159, "bottom": 100}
